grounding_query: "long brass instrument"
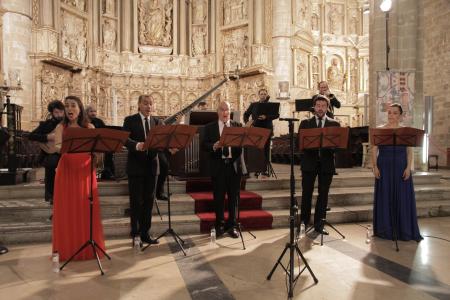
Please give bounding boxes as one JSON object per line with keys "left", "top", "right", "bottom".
{"left": 163, "top": 74, "right": 238, "bottom": 125}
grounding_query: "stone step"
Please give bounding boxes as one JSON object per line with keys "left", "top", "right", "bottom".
{"left": 2, "top": 199, "right": 450, "bottom": 245}
{"left": 0, "top": 172, "right": 442, "bottom": 200}
{"left": 2, "top": 184, "right": 449, "bottom": 223}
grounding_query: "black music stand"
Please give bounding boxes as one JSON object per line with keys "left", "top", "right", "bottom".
{"left": 218, "top": 126, "right": 271, "bottom": 250}
{"left": 298, "top": 126, "right": 350, "bottom": 246}
{"left": 370, "top": 127, "right": 424, "bottom": 252}
{"left": 59, "top": 128, "right": 129, "bottom": 275}
{"left": 295, "top": 99, "right": 314, "bottom": 112}
{"left": 142, "top": 125, "right": 197, "bottom": 255}
{"left": 267, "top": 118, "right": 318, "bottom": 298}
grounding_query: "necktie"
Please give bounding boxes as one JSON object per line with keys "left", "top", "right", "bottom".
{"left": 222, "top": 123, "right": 230, "bottom": 158}
{"left": 318, "top": 117, "right": 323, "bottom": 128}
{"left": 144, "top": 117, "right": 150, "bottom": 136}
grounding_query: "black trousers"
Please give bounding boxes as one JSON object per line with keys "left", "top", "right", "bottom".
{"left": 300, "top": 167, "right": 334, "bottom": 229}
{"left": 212, "top": 160, "right": 241, "bottom": 228}
{"left": 156, "top": 152, "right": 168, "bottom": 196}
{"left": 264, "top": 138, "right": 271, "bottom": 172}
{"left": 42, "top": 153, "right": 60, "bottom": 202}
{"left": 128, "top": 174, "right": 157, "bottom": 238}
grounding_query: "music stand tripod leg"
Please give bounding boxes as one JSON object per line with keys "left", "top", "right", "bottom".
{"left": 154, "top": 198, "right": 163, "bottom": 220}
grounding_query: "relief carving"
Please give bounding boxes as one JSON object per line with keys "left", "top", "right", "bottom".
{"left": 62, "top": 0, "right": 86, "bottom": 12}
{"left": 223, "top": 0, "right": 248, "bottom": 26}
{"left": 312, "top": 56, "right": 319, "bottom": 87}
{"left": 192, "top": 27, "right": 206, "bottom": 56}
{"left": 138, "top": 0, "right": 173, "bottom": 47}
{"left": 103, "top": 20, "right": 117, "bottom": 51}
{"left": 32, "top": 0, "right": 39, "bottom": 26}
{"left": 193, "top": 0, "right": 206, "bottom": 24}
{"left": 295, "top": 52, "right": 308, "bottom": 88}
{"left": 223, "top": 28, "right": 249, "bottom": 71}
{"left": 297, "top": 0, "right": 311, "bottom": 30}
{"left": 311, "top": 13, "right": 319, "bottom": 31}
{"left": 327, "top": 57, "right": 344, "bottom": 91}
{"left": 61, "top": 11, "right": 87, "bottom": 64}
{"left": 104, "top": 0, "right": 115, "bottom": 16}
{"left": 328, "top": 4, "right": 343, "bottom": 34}
{"left": 41, "top": 67, "right": 69, "bottom": 118}
{"left": 350, "top": 58, "right": 358, "bottom": 94}
{"left": 348, "top": 8, "right": 359, "bottom": 35}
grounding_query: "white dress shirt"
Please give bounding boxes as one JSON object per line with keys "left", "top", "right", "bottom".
{"left": 315, "top": 115, "right": 329, "bottom": 128}
{"left": 218, "top": 120, "right": 232, "bottom": 159}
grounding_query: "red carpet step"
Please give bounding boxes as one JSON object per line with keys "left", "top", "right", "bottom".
{"left": 189, "top": 190, "right": 273, "bottom": 233}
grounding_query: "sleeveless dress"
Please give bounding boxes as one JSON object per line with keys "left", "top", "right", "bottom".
{"left": 373, "top": 145, "right": 422, "bottom": 241}
{"left": 52, "top": 128, "right": 105, "bottom": 261}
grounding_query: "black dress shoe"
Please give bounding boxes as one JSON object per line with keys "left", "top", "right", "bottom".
{"left": 228, "top": 228, "right": 240, "bottom": 239}
{"left": 141, "top": 236, "right": 160, "bottom": 245}
{"left": 156, "top": 194, "right": 169, "bottom": 201}
{"left": 315, "top": 228, "right": 329, "bottom": 235}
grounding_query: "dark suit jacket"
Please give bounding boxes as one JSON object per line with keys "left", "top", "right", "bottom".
{"left": 202, "top": 120, "right": 243, "bottom": 176}
{"left": 123, "top": 113, "right": 162, "bottom": 176}
{"left": 243, "top": 101, "right": 280, "bottom": 132}
{"left": 298, "top": 116, "right": 340, "bottom": 173}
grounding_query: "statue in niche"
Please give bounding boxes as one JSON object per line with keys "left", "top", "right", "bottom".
{"left": 327, "top": 58, "right": 344, "bottom": 91}
{"left": 350, "top": 58, "right": 358, "bottom": 93}
{"left": 349, "top": 9, "right": 359, "bottom": 35}
{"left": 103, "top": 20, "right": 116, "bottom": 50}
{"left": 192, "top": 27, "right": 206, "bottom": 56}
{"left": 312, "top": 56, "right": 319, "bottom": 74}
{"left": 194, "top": 0, "right": 206, "bottom": 24}
{"left": 297, "top": 0, "right": 311, "bottom": 29}
{"left": 311, "top": 14, "right": 319, "bottom": 31}
{"left": 61, "top": 12, "right": 87, "bottom": 64}
{"left": 240, "top": 35, "right": 249, "bottom": 68}
{"left": 105, "top": 0, "right": 115, "bottom": 15}
{"left": 296, "top": 55, "right": 307, "bottom": 86}
{"left": 328, "top": 5, "right": 342, "bottom": 34}
{"left": 138, "top": 0, "right": 173, "bottom": 47}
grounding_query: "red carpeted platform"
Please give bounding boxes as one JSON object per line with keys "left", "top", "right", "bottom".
{"left": 189, "top": 187, "right": 273, "bottom": 233}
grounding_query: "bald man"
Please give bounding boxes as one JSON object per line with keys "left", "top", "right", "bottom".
{"left": 202, "top": 101, "right": 243, "bottom": 238}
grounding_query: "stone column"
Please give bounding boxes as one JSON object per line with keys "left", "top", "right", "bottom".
{"left": 209, "top": 0, "right": 216, "bottom": 55}
{"left": 254, "top": 0, "right": 264, "bottom": 44}
{"left": 179, "top": 0, "right": 187, "bottom": 55}
{"left": 272, "top": 0, "right": 292, "bottom": 134}
{"left": 1, "top": 0, "right": 33, "bottom": 129}
{"left": 121, "top": 0, "right": 132, "bottom": 51}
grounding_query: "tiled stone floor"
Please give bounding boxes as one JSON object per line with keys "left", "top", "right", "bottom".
{"left": 1, "top": 217, "right": 449, "bottom": 300}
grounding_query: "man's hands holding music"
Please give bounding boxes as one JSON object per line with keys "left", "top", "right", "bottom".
{"left": 169, "top": 148, "right": 179, "bottom": 155}
{"left": 258, "top": 114, "right": 267, "bottom": 120}
{"left": 47, "top": 133, "right": 55, "bottom": 141}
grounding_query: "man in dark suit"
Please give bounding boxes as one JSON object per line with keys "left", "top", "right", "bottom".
{"left": 243, "top": 88, "right": 279, "bottom": 176}
{"left": 28, "top": 100, "right": 65, "bottom": 204}
{"left": 298, "top": 95, "right": 340, "bottom": 235}
{"left": 123, "top": 95, "right": 162, "bottom": 245}
{"left": 202, "top": 101, "right": 242, "bottom": 238}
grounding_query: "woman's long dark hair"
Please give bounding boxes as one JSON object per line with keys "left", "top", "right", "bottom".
{"left": 63, "top": 96, "right": 89, "bottom": 128}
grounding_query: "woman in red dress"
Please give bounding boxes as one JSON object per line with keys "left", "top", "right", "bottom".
{"left": 52, "top": 96, "right": 105, "bottom": 261}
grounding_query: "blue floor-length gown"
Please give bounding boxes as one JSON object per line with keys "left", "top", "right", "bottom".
{"left": 373, "top": 145, "right": 422, "bottom": 241}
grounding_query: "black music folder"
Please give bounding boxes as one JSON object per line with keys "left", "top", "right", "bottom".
{"left": 295, "top": 99, "right": 314, "bottom": 112}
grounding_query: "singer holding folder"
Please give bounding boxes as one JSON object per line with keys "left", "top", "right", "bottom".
{"left": 122, "top": 95, "right": 162, "bottom": 246}
{"left": 202, "top": 101, "right": 242, "bottom": 239}
{"left": 52, "top": 96, "right": 105, "bottom": 261}
{"left": 298, "top": 95, "right": 340, "bottom": 235}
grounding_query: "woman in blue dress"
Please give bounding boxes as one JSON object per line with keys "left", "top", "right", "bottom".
{"left": 372, "top": 103, "right": 422, "bottom": 241}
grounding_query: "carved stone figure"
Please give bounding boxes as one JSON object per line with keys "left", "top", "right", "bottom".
{"left": 103, "top": 20, "right": 116, "bottom": 50}
{"left": 349, "top": 9, "right": 359, "bottom": 35}
{"left": 327, "top": 57, "right": 344, "bottom": 91}
{"left": 63, "top": 0, "right": 86, "bottom": 11}
{"left": 192, "top": 27, "right": 206, "bottom": 56}
{"left": 138, "top": 0, "right": 173, "bottom": 47}
{"left": 41, "top": 67, "right": 68, "bottom": 118}
{"left": 328, "top": 5, "right": 342, "bottom": 34}
{"left": 311, "top": 13, "right": 319, "bottom": 31}
{"left": 61, "top": 11, "right": 87, "bottom": 64}
{"left": 350, "top": 58, "right": 358, "bottom": 93}
{"left": 312, "top": 56, "right": 319, "bottom": 73}
{"left": 296, "top": 57, "right": 307, "bottom": 87}
{"left": 223, "top": 28, "right": 249, "bottom": 71}
{"left": 193, "top": 0, "right": 206, "bottom": 24}
{"left": 105, "top": 0, "right": 115, "bottom": 15}
{"left": 223, "top": 0, "right": 248, "bottom": 26}
{"left": 297, "top": 0, "right": 311, "bottom": 30}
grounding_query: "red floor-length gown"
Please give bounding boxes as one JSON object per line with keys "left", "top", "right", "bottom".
{"left": 52, "top": 151, "right": 105, "bottom": 261}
